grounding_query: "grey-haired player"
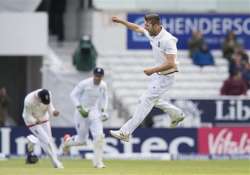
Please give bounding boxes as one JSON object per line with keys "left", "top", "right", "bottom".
{"left": 110, "top": 14, "right": 185, "bottom": 142}
{"left": 63, "top": 67, "right": 108, "bottom": 168}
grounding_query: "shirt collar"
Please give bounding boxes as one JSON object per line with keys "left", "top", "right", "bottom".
{"left": 153, "top": 26, "right": 165, "bottom": 40}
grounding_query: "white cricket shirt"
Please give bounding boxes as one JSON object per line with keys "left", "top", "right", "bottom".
{"left": 22, "top": 89, "right": 56, "bottom": 125}
{"left": 70, "top": 77, "right": 108, "bottom": 112}
{"left": 143, "top": 27, "right": 178, "bottom": 67}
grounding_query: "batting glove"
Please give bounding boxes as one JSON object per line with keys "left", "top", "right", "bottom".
{"left": 77, "top": 105, "right": 89, "bottom": 118}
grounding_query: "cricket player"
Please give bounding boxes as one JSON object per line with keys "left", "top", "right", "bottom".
{"left": 22, "top": 89, "right": 63, "bottom": 168}
{"left": 63, "top": 67, "right": 108, "bottom": 168}
{"left": 110, "top": 14, "right": 185, "bottom": 142}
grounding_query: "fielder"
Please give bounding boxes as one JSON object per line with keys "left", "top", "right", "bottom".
{"left": 22, "top": 89, "right": 63, "bottom": 168}
{"left": 63, "top": 67, "right": 108, "bottom": 168}
{"left": 110, "top": 14, "right": 185, "bottom": 142}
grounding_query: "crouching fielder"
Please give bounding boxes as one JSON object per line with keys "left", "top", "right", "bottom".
{"left": 63, "top": 67, "right": 108, "bottom": 168}
{"left": 22, "top": 89, "right": 63, "bottom": 168}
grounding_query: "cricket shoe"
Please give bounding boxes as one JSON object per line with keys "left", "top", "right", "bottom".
{"left": 53, "top": 160, "right": 64, "bottom": 169}
{"left": 170, "top": 114, "right": 185, "bottom": 128}
{"left": 110, "top": 130, "right": 129, "bottom": 142}
{"left": 94, "top": 162, "right": 106, "bottom": 168}
{"left": 62, "top": 134, "right": 71, "bottom": 155}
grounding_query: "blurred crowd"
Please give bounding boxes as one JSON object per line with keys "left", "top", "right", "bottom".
{"left": 188, "top": 30, "right": 249, "bottom": 96}
{"left": 0, "top": 86, "right": 11, "bottom": 126}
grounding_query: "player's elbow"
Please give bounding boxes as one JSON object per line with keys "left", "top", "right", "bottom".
{"left": 170, "top": 62, "right": 177, "bottom": 69}
{"left": 164, "top": 60, "right": 176, "bottom": 69}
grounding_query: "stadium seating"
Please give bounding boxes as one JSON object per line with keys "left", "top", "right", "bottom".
{"left": 45, "top": 41, "right": 125, "bottom": 127}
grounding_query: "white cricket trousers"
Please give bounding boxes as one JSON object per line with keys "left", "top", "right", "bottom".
{"left": 68, "top": 109, "right": 105, "bottom": 166}
{"left": 71, "top": 109, "right": 104, "bottom": 144}
{"left": 121, "top": 73, "right": 183, "bottom": 135}
{"left": 28, "top": 121, "right": 60, "bottom": 166}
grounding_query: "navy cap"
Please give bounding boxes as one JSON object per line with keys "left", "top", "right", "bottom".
{"left": 93, "top": 67, "right": 104, "bottom": 76}
{"left": 38, "top": 89, "right": 50, "bottom": 105}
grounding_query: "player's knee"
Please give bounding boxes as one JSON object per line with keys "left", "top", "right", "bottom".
{"left": 27, "top": 134, "right": 39, "bottom": 144}
{"left": 142, "top": 94, "right": 158, "bottom": 104}
{"left": 94, "top": 134, "right": 105, "bottom": 145}
{"left": 76, "top": 136, "right": 87, "bottom": 145}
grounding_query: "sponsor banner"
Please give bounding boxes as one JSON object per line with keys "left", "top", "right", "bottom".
{"left": 0, "top": 127, "right": 197, "bottom": 156}
{"left": 197, "top": 99, "right": 250, "bottom": 124}
{"left": 172, "top": 153, "right": 250, "bottom": 160}
{"left": 149, "top": 99, "right": 250, "bottom": 125}
{"left": 122, "top": 128, "right": 197, "bottom": 154}
{"left": 0, "top": 127, "right": 74, "bottom": 156}
{"left": 171, "top": 154, "right": 209, "bottom": 160}
{"left": 198, "top": 127, "right": 250, "bottom": 155}
{"left": 209, "top": 154, "right": 250, "bottom": 160}
{"left": 127, "top": 13, "right": 250, "bottom": 50}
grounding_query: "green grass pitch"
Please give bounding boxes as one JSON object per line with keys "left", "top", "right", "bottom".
{"left": 0, "top": 158, "right": 249, "bottom": 175}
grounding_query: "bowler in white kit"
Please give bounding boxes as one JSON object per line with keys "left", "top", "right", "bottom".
{"left": 63, "top": 67, "right": 108, "bottom": 168}
{"left": 22, "top": 89, "right": 63, "bottom": 168}
{"left": 110, "top": 14, "right": 185, "bottom": 142}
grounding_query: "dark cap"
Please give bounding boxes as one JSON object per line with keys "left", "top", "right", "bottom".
{"left": 93, "top": 67, "right": 104, "bottom": 76}
{"left": 38, "top": 89, "right": 50, "bottom": 105}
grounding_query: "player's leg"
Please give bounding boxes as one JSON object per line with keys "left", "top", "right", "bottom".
{"left": 120, "top": 92, "right": 156, "bottom": 133}
{"left": 155, "top": 98, "right": 185, "bottom": 128}
{"left": 40, "top": 121, "right": 63, "bottom": 167}
{"left": 26, "top": 134, "right": 38, "bottom": 154}
{"left": 89, "top": 115, "right": 105, "bottom": 168}
{"left": 63, "top": 112, "right": 89, "bottom": 150}
{"left": 41, "top": 120, "right": 52, "bottom": 138}
{"left": 29, "top": 124, "right": 63, "bottom": 168}
{"left": 110, "top": 74, "right": 176, "bottom": 141}
{"left": 26, "top": 135, "right": 39, "bottom": 164}
{"left": 110, "top": 88, "right": 160, "bottom": 141}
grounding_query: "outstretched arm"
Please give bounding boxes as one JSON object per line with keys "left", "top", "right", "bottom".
{"left": 112, "top": 16, "right": 144, "bottom": 33}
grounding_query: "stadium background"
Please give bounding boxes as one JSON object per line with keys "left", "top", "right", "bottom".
{"left": 0, "top": 0, "right": 250, "bottom": 163}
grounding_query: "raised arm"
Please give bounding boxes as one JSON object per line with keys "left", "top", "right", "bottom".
{"left": 112, "top": 16, "right": 144, "bottom": 33}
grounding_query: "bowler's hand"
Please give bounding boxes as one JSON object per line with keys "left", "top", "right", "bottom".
{"left": 144, "top": 68, "right": 155, "bottom": 76}
{"left": 53, "top": 110, "right": 60, "bottom": 117}
{"left": 112, "top": 16, "right": 123, "bottom": 23}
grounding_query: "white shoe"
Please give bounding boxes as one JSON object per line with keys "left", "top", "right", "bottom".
{"left": 54, "top": 160, "right": 64, "bottom": 169}
{"left": 110, "top": 130, "right": 129, "bottom": 142}
{"left": 94, "top": 162, "right": 106, "bottom": 168}
{"left": 170, "top": 115, "right": 185, "bottom": 128}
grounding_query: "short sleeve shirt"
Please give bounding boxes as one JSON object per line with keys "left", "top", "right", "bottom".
{"left": 143, "top": 27, "right": 178, "bottom": 66}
